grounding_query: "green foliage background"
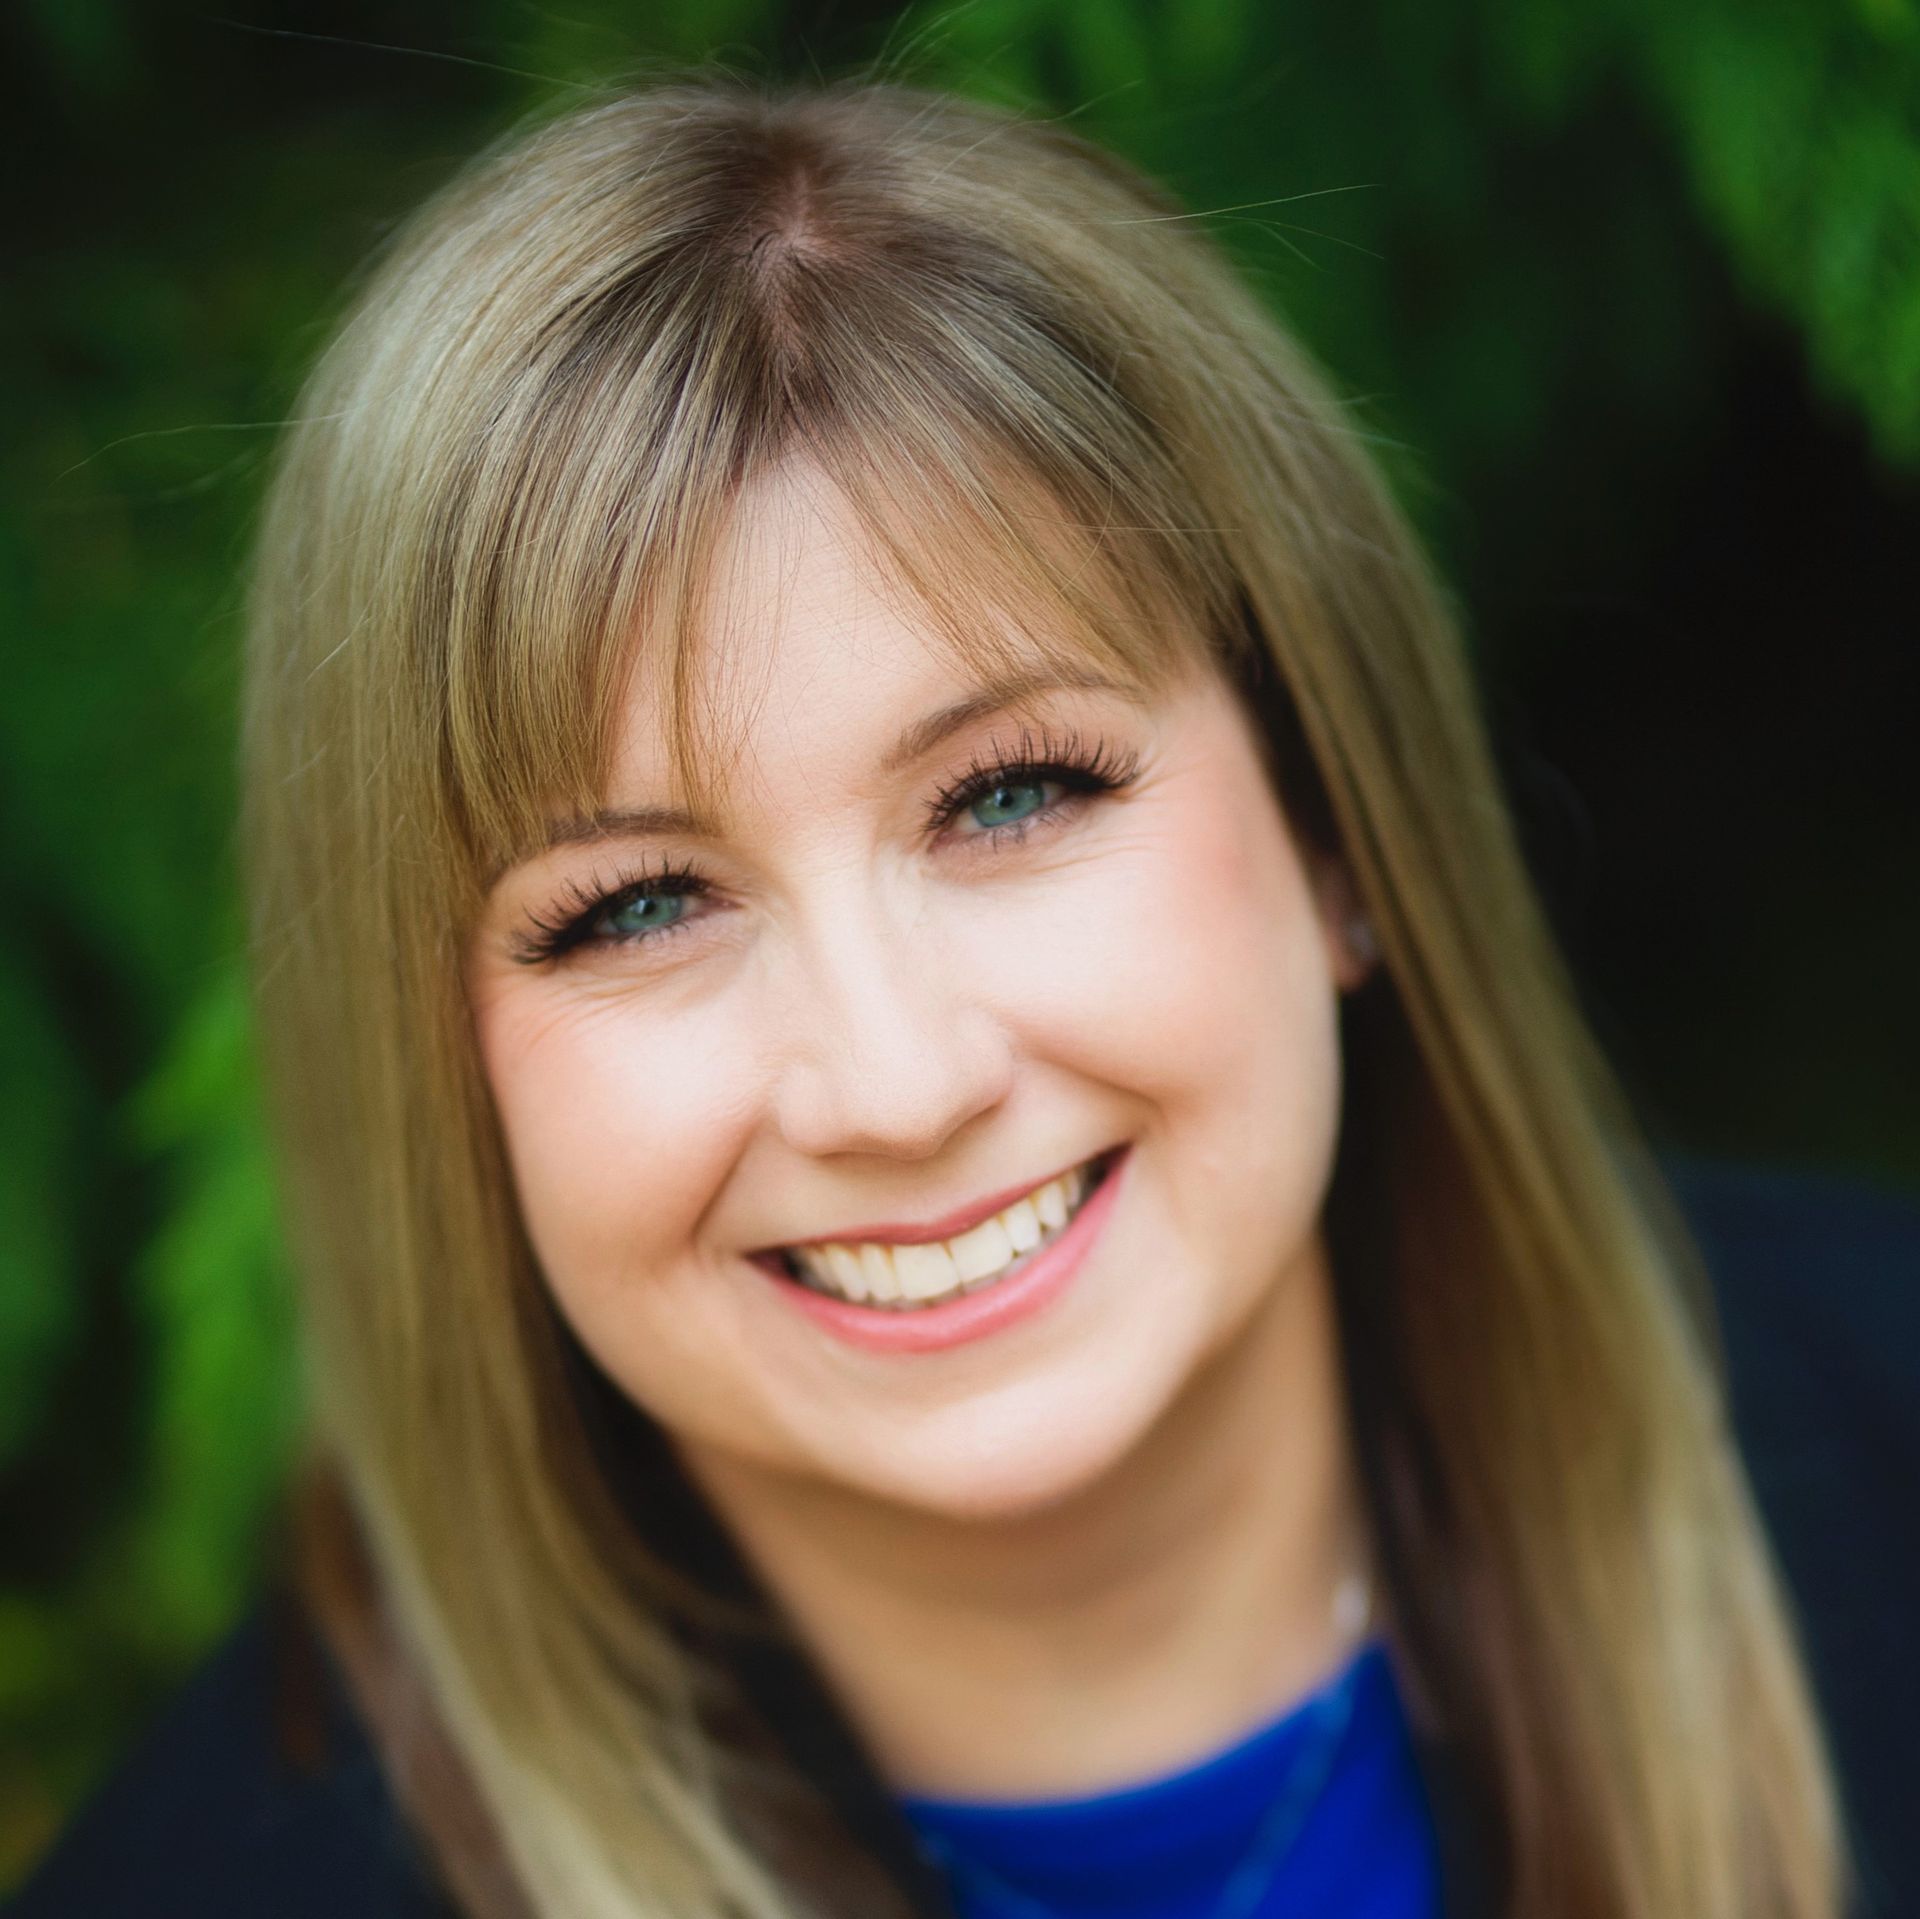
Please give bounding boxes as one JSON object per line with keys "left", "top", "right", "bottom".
{"left": 4, "top": 0, "right": 1916, "bottom": 1886}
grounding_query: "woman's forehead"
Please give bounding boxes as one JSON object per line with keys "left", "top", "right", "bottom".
{"left": 601, "top": 458, "right": 1198, "bottom": 818}
{"left": 689, "top": 455, "right": 1157, "bottom": 673}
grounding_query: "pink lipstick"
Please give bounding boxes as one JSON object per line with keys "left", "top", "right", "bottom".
{"left": 759, "top": 1145, "right": 1129, "bottom": 1355}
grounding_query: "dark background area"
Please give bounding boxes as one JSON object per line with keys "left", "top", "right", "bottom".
{"left": 3, "top": 0, "right": 1915, "bottom": 1888}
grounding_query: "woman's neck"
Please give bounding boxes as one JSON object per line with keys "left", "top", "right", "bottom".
{"left": 677, "top": 1233, "right": 1370, "bottom": 1802}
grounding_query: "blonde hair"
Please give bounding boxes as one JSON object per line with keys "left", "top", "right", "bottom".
{"left": 242, "top": 75, "right": 1844, "bottom": 1919}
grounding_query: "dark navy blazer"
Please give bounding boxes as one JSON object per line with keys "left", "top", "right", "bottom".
{"left": 8, "top": 1161, "right": 1917, "bottom": 1918}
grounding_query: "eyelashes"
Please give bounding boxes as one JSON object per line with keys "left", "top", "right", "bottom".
{"left": 508, "top": 863, "right": 714, "bottom": 968}
{"left": 507, "top": 722, "right": 1143, "bottom": 968}
{"left": 921, "top": 724, "right": 1142, "bottom": 836}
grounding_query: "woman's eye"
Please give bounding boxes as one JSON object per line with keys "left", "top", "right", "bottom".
{"left": 962, "top": 777, "right": 1058, "bottom": 834}
{"left": 510, "top": 866, "right": 711, "bottom": 966}
{"left": 927, "top": 734, "right": 1145, "bottom": 846}
{"left": 599, "top": 890, "right": 691, "bottom": 941}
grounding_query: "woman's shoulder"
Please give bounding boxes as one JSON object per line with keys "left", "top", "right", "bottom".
{"left": 3, "top": 1593, "right": 450, "bottom": 1918}
{"left": 1666, "top": 1154, "right": 1920, "bottom": 1484}
{"left": 1665, "top": 1154, "right": 1920, "bottom": 1919}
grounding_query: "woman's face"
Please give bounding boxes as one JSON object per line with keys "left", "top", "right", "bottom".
{"left": 469, "top": 462, "right": 1362, "bottom": 1521}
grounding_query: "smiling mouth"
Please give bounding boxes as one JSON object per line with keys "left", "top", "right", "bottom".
{"left": 760, "top": 1148, "right": 1123, "bottom": 1312}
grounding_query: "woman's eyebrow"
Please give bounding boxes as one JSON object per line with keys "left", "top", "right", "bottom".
{"left": 534, "top": 667, "right": 1146, "bottom": 855}
{"left": 876, "top": 666, "right": 1146, "bottom": 776}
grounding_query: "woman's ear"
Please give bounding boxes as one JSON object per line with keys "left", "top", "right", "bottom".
{"left": 1308, "top": 853, "right": 1381, "bottom": 994}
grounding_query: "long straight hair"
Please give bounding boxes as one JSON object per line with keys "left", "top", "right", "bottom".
{"left": 242, "top": 75, "right": 1843, "bottom": 1919}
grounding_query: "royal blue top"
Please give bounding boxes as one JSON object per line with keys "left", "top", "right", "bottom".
{"left": 894, "top": 1639, "right": 1442, "bottom": 1919}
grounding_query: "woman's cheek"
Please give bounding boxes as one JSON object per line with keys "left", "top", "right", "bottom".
{"left": 984, "top": 784, "right": 1323, "bottom": 1095}
{"left": 1048, "top": 754, "right": 1341, "bottom": 1224}
{"left": 482, "top": 990, "right": 749, "bottom": 1297}
{"left": 944, "top": 823, "right": 1207, "bottom": 1054}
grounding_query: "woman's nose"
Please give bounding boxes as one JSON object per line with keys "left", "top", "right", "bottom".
{"left": 768, "top": 892, "right": 1014, "bottom": 1163}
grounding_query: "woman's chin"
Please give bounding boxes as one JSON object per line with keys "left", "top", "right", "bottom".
{"left": 815, "top": 1370, "right": 1183, "bottom": 1525}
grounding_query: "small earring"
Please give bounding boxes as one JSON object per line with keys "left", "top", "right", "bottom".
{"left": 1346, "top": 912, "right": 1380, "bottom": 970}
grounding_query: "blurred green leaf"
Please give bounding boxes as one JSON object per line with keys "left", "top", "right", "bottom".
{"left": 121, "top": 969, "right": 298, "bottom": 1655}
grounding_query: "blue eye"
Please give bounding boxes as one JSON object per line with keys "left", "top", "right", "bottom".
{"left": 511, "top": 864, "right": 711, "bottom": 966}
{"left": 601, "top": 891, "right": 689, "bottom": 940}
{"left": 967, "top": 778, "right": 1053, "bottom": 831}
{"left": 926, "top": 725, "right": 1144, "bottom": 843}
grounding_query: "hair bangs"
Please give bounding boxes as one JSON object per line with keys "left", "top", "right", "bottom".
{"left": 434, "top": 194, "right": 1244, "bottom": 870}
{"left": 433, "top": 288, "right": 773, "bottom": 877}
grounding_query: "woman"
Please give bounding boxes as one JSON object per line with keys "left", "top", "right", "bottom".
{"left": 8, "top": 75, "right": 1887, "bottom": 1919}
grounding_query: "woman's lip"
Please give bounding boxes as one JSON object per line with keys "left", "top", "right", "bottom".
{"left": 756, "top": 1144, "right": 1130, "bottom": 1354}
{"left": 762, "top": 1146, "right": 1118, "bottom": 1254}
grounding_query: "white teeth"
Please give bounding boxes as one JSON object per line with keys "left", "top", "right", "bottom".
{"left": 949, "top": 1215, "right": 1014, "bottom": 1283}
{"left": 1003, "top": 1197, "right": 1043, "bottom": 1255}
{"left": 858, "top": 1242, "right": 900, "bottom": 1302}
{"left": 824, "top": 1244, "right": 869, "bottom": 1301}
{"left": 894, "top": 1241, "right": 960, "bottom": 1301}
{"left": 1034, "top": 1178, "right": 1068, "bottom": 1232}
{"left": 783, "top": 1154, "right": 1109, "bottom": 1308}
